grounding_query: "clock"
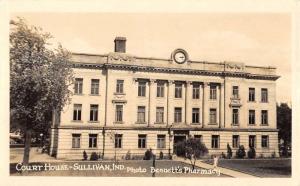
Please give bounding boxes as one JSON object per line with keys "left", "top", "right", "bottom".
{"left": 172, "top": 49, "right": 189, "bottom": 64}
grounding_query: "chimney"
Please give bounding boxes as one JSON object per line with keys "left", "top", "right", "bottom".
{"left": 114, "top": 37, "right": 126, "bottom": 53}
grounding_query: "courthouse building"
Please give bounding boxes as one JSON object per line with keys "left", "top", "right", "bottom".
{"left": 50, "top": 37, "right": 280, "bottom": 159}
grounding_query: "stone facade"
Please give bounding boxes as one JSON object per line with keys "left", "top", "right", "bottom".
{"left": 50, "top": 38, "right": 280, "bottom": 160}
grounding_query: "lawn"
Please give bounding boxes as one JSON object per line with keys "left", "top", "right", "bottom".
{"left": 10, "top": 160, "right": 228, "bottom": 177}
{"left": 203, "top": 158, "right": 291, "bottom": 177}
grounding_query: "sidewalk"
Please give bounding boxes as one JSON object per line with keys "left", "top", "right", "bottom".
{"left": 10, "top": 147, "right": 62, "bottom": 163}
{"left": 177, "top": 157, "right": 257, "bottom": 178}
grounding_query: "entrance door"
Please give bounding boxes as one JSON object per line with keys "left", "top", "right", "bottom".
{"left": 173, "top": 135, "right": 186, "bottom": 155}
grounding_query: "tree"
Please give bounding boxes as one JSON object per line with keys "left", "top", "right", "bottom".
{"left": 277, "top": 103, "right": 292, "bottom": 146}
{"left": 176, "top": 138, "right": 208, "bottom": 170}
{"left": 10, "top": 18, "right": 73, "bottom": 164}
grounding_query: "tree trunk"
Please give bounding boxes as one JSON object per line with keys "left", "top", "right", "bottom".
{"left": 22, "top": 129, "right": 32, "bottom": 165}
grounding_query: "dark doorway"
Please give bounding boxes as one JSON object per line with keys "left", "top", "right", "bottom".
{"left": 173, "top": 135, "right": 186, "bottom": 155}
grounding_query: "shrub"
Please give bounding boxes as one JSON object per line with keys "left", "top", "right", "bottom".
{"left": 125, "top": 150, "right": 131, "bottom": 160}
{"left": 271, "top": 151, "right": 276, "bottom": 158}
{"left": 90, "top": 152, "right": 98, "bottom": 161}
{"left": 227, "top": 143, "right": 232, "bottom": 159}
{"left": 247, "top": 147, "right": 256, "bottom": 159}
{"left": 236, "top": 145, "right": 246, "bottom": 159}
{"left": 143, "top": 149, "right": 153, "bottom": 160}
{"left": 159, "top": 151, "right": 164, "bottom": 160}
{"left": 83, "top": 150, "right": 88, "bottom": 160}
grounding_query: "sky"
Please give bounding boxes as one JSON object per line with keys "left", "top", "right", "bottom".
{"left": 11, "top": 12, "right": 291, "bottom": 103}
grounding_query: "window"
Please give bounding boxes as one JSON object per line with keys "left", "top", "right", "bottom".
{"left": 174, "top": 107, "right": 182, "bottom": 123}
{"left": 261, "top": 135, "right": 269, "bottom": 148}
{"left": 211, "top": 135, "right": 219, "bottom": 149}
{"left": 210, "top": 85, "right": 217, "bottom": 100}
{"left": 209, "top": 109, "right": 217, "bottom": 124}
{"left": 249, "top": 88, "right": 255, "bottom": 101}
{"left": 156, "top": 107, "right": 164, "bottom": 123}
{"left": 192, "top": 84, "right": 200, "bottom": 99}
{"left": 74, "top": 78, "right": 83, "bottom": 94}
{"left": 157, "top": 135, "right": 166, "bottom": 148}
{"left": 90, "top": 104, "right": 98, "bottom": 121}
{"left": 73, "top": 104, "right": 82, "bottom": 121}
{"left": 249, "top": 135, "right": 256, "bottom": 148}
{"left": 88, "top": 134, "right": 97, "bottom": 148}
{"left": 157, "top": 82, "right": 165, "bottom": 97}
{"left": 138, "top": 82, "right": 146, "bottom": 97}
{"left": 72, "top": 134, "right": 81, "bottom": 148}
{"left": 175, "top": 83, "right": 182, "bottom": 98}
{"left": 232, "top": 86, "right": 239, "bottom": 98}
{"left": 115, "top": 105, "right": 123, "bottom": 122}
{"left": 261, "top": 110, "right": 268, "bottom": 125}
{"left": 138, "top": 134, "right": 147, "bottom": 148}
{"left": 137, "top": 106, "right": 146, "bottom": 123}
{"left": 116, "top": 80, "right": 124, "bottom": 93}
{"left": 232, "top": 109, "right": 239, "bottom": 125}
{"left": 261, "top": 88, "right": 268, "bottom": 102}
{"left": 194, "top": 135, "right": 202, "bottom": 143}
{"left": 249, "top": 110, "right": 255, "bottom": 125}
{"left": 115, "top": 134, "right": 122, "bottom": 148}
{"left": 192, "top": 108, "right": 200, "bottom": 123}
{"left": 91, "top": 79, "right": 99, "bottom": 95}
{"left": 232, "top": 135, "right": 239, "bottom": 148}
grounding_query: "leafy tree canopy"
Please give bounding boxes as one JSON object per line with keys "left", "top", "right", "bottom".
{"left": 10, "top": 18, "right": 73, "bottom": 164}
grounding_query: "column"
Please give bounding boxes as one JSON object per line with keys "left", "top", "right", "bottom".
{"left": 185, "top": 81, "right": 192, "bottom": 125}
{"left": 219, "top": 83, "right": 225, "bottom": 128}
{"left": 167, "top": 80, "right": 174, "bottom": 126}
{"left": 148, "top": 79, "right": 155, "bottom": 126}
{"left": 202, "top": 82, "right": 209, "bottom": 128}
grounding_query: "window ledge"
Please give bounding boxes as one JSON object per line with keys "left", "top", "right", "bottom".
{"left": 231, "top": 124, "right": 240, "bottom": 126}
{"left": 260, "top": 101, "right": 269, "bottom": 103}
{"left": 172, "top": 122, "right": 184, "bottom": 125}
{"left": 191, "top": 123, "right": 201, "bottom": 125}
{"left": 154, "top": 122, "right": 166, "bottom": 125}
{"left": 230, "top": 97, "right": 240, "bottom": 100}
{"left": 135, "top": 122, "right": 147, "bottom": 124}
{"left": 114, "top": 92, "right": 126, "bottom": 95}
{"left": 88, "top": 121, "right": 100, "bottom": 123}
{"left": 247, "top": 101, "right": 256, "bottom": 103}
{"left": 114, "top": 121, "right": 124, "bottom": 124}
{"left": 74, "top": 94, "right": 84, "bottom": 96}
{"left": 89, "top": 94, "right": 100, "bottom": 96}
{"left": 71, "top": 120, "right": 83, "bottom": 123}
{"left": 248, "top": 124, "right": 256, "bottom": 126}
{"left": 260, "top": 124, "right": 269, "bottom": 126}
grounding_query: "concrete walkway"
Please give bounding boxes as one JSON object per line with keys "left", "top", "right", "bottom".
{"left": 177, "top": 157, "right": 257, "bottom": 178}
{"left": 10, "top": 147, "right": 62, "bottom": 163}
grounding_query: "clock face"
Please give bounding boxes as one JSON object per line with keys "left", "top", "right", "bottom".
{"left": 172, "top": 49, "right": 188, "bottom": 64}
{"left": 174, "top": 51, "right": 186, "bottom": 63}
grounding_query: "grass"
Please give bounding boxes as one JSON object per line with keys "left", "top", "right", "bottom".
{"left": 203, "top": 158, "right": 291, "bottom": 177}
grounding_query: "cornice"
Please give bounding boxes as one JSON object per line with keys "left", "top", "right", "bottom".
{"left": 71, "top": 62, "right": 280, "bottom": 81}
{"left": 52, "top": 126, "right": 279, "bottom": 132}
